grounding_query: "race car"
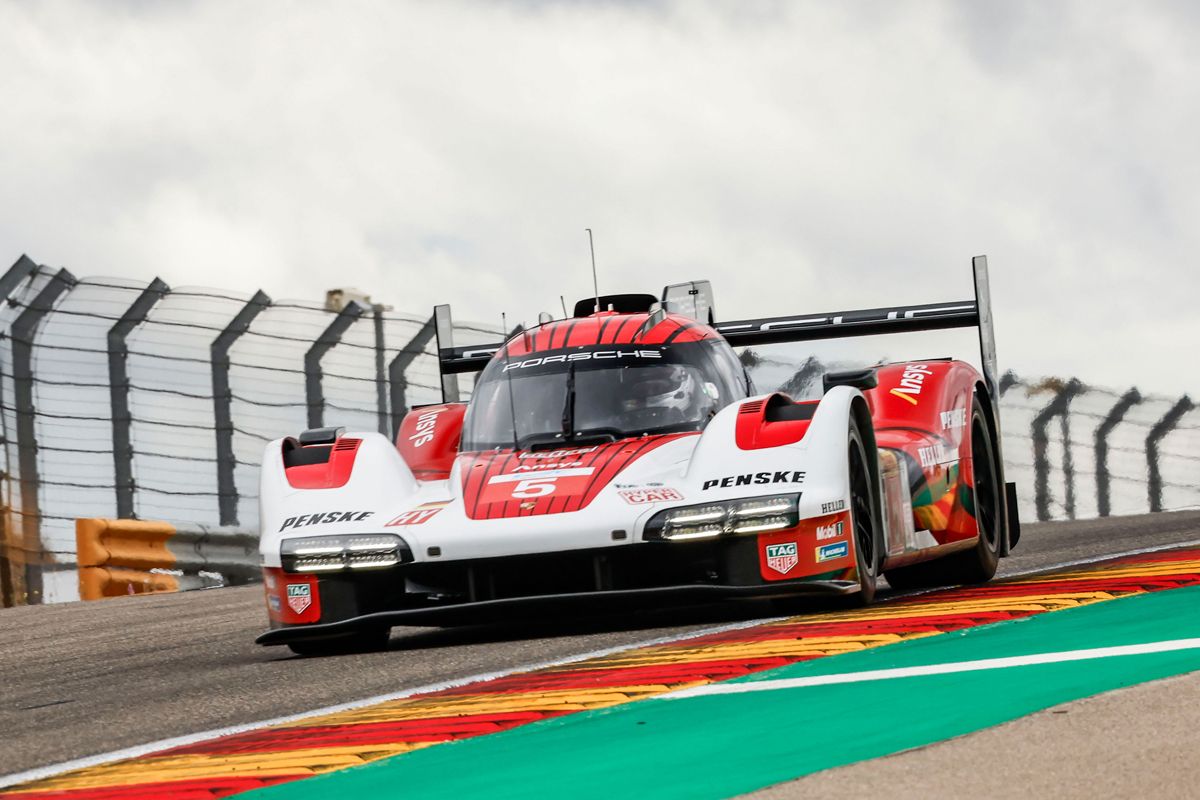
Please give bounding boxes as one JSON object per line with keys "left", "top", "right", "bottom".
{"left": 256, "top": 256, "right": 1019, "bottom": 655}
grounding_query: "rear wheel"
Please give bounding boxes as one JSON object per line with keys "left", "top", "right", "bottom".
{"left": 884, "top": 393, "right": 1001, "bottom": 590}
{"left": 286, "top": 628, "right": 390, "bottom": 657}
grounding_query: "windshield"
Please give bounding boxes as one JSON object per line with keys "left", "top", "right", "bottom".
{"left": 461, "top": 340, "right": 747, "bottom": 451}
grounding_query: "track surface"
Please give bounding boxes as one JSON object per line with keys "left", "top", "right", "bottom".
{"left": 2, "top": 510, "right": 1197, "bottom": 778}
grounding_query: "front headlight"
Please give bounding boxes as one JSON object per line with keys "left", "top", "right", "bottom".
{"left": 644, "top": 494, "right": 800, "bottom": 541}
{"left": 281, "top": 534, "right": 413, "bottom": 573}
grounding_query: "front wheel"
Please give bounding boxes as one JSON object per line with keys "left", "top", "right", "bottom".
{"left": 845, "top": 413, "right": 881, "bottom": 606}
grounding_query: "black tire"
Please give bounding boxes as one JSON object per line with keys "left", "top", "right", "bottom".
{"left": 286, "top": 628, "right": 390, "bottom": 657}
{"left": 844, "top": 413, "right": 882, "bottom": 605}
{"left": 884, "top": 393, "right": 1002, "bottom": 590}
{"left": 771, "top": 413, "right": 881, "bottom": 613}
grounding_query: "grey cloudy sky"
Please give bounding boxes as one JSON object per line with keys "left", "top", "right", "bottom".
{"left": 1, "top": 1, "right": 1197, "bottom": 394}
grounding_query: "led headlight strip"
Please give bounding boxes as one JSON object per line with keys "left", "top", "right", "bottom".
{"left": 644, "top": 493, "right": 801, "bottom": 541}
{"left": 281, "top": 534, "right": 413, "bottom": 573}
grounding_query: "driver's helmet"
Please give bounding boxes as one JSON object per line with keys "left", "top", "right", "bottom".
{"left": 621, "top": 365, "right": 703, "bottom": 426}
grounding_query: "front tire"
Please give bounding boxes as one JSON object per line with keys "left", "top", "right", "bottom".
{"left": 845, "top": 413, "right": 881, "bottom": 605}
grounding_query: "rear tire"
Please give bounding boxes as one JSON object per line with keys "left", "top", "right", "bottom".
{"left": 286, "top": 628, "right": 390, "bottom": 657}
{"left": 884, "top": 393, "right": 1001, "bottom": 590}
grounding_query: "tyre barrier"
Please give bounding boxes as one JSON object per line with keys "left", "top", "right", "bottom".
{"left": 75, "top": 519, "right": 258, "bottom": 601}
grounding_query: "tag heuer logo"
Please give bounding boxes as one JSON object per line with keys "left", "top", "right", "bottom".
{"left": 765, "top": 542, "right": 798, "bottom": 575}
{"left": 286, "top": 583, "right": 312, "bottom": 614}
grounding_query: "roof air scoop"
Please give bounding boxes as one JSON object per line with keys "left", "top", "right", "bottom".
{"left": 571, "top": 293, "right": 658, "bottom": 317}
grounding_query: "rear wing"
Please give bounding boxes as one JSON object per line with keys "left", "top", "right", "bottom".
{"left": 434, "top": 256, "right": 1001, "bottom": 405}
{"left": 714, "top": 256, "right": 1000, "bottom": 401}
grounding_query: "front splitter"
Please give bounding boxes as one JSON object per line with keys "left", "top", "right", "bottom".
{"left": 255, "top": 580, "right": 859, "bottom": 645}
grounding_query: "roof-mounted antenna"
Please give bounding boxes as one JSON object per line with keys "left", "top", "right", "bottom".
{"left": 559, "top": 295, "right": 568, "bottom": 319}
{"left": 586, "top": 228, "right": 600, "bottom": 314}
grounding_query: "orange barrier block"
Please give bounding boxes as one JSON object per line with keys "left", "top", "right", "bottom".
{"left": 79, "top": 566, "right": 180, "bottom": 599}
{"left": 76, "top": 519, "right": 179, "bottom": 601}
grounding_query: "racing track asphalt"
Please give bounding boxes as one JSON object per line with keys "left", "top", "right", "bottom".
{"left": 2, "top": 509, "right": 1198, "bottom": 778}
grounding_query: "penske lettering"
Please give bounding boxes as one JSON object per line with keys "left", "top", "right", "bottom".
{"left": 279, "top": 511, "right": 374, "bottom": 531}
{"left": 702, "top": 471, "right": 805, "bottom": 491}
{"left": 889, "top": 363, "right": 933, "bottom": 405}
{"left": 941, "top": 408, "right": 967, "bottom": 430}
{"left": 503, "top": 350, "right": 662, "bottom": 372}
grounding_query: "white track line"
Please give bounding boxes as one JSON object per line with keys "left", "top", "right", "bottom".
{"left": 3, "top": 538, "right": 1197, "bottom": 788}
{"left": 0, "top": 614, "right": 786, "bottom": 790}
{"left": 664, "top": 638, "right": 1200, "bottom": 699}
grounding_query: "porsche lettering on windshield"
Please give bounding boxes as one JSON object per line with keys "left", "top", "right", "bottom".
{"left": 502, "top": 350, "right": 662, "bottom": 371}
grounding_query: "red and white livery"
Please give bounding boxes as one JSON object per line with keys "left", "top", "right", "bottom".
{"left": 257, "top": 257, "right": 1020, "bottom": 655}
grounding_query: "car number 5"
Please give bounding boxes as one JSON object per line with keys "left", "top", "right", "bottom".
{"left": 511, "top": 478, "right": 557, "bottom": 498}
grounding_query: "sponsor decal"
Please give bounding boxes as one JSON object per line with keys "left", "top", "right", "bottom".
{"left": 503, "top": 350, "right": 662, "bottom": 372}
{"left": 483, "top": 467, "right": 595, "bottom": 502}
{"left": 267, "top": 595, "right": 281, "bottom": 613}
{"left": 279, "top": 511, "right": 374, "bottom": 532}
{"left": 519, "top": 447, "right": 598, "bottom": 460}
{"left": 702, "top": 471, "right": 805, "bottom": 491}
{"left": 408, "top": 407, "right": 447, "bottom": 448}
{"left": 764, "top": 542, "right": 799, "bottom": 575}
{"left": 619, "top": 487, "right": 684, "bottom": 505}
{"left": 941, "top": 408, "right": 966, "bottom": 430}
{"left": 386, "top": 502, "right": 448, "bottom": 527}
{"left": 263, "top": 571, "right": 277, "bottom": 590}
{"left": 918, "top": 443, "right": 950, "bottom": 469}
{"left": 816, "top": 541, "right": 849, "bottom": 562}
{"left": 286, "top": 583, "right": 312, "bottom": 614}
{"left": 816, "top": 520, "right": 844, "bottom": 541}
{"left": 889, "top": 363, "right": 933, "bottom": 405}
{"left": 820, "top": 499, "right": 846, "bottom": 514}
{"left": 513, "top": 461, "right": 585, "bottom": 472}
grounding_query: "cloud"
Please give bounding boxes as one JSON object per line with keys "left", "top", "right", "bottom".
{"left": 0, "top": 0, "right": 1197, "bottom": 394}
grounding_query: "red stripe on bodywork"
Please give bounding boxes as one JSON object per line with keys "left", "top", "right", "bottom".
{"left": 459, "top": 434, "right": 694, "bottom": 520}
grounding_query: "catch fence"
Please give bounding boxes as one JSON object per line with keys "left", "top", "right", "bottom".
{"left": 0, "top": 255, "right": 1194, "bottom": 605}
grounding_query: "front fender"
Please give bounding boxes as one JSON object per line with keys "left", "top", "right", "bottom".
{"left": 684, "top": 387, "right": 862, "bottom": 518}
{"left": 259, "top": 431, "right": 419, "bottom": 566}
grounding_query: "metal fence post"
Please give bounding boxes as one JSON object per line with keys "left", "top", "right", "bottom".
{"left": 211, "top": 290, "right": 271, "bottom": 526}
{"left": 0, "top": 255, "right": 40, "bottom": 607}
{"left": 1094, "top": 388, "right": 1142, "bottom": 517}
{"left": 1147, "top": 395, "right": 1195, "bottom": 513}
{"left": 373, "top": 306, "right": 388, "bottom": 436}
{"left": 305, "top": 301, "right": 365, "bottom": 429}
{"left": 12, "top": 268, "right": 77, "bottom": 603}
{"left": 109, "top": 278, "right": 170, "bottom": 519}
{"left": 388, "top": 316, "right": 437, "bottom": 438}
{"left": 1030, "top": 378, "right": 1084, "bottom": 522}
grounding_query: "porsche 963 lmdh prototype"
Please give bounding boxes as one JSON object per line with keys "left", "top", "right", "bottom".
{"left": 257, "top": 256, "right": 1020, "bottom": 654}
